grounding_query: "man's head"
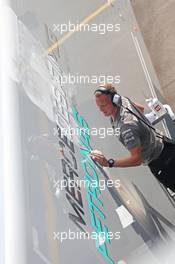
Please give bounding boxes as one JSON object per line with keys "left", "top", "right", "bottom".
{"left": 94, "top": 83, "right": 119, "bottom": 117}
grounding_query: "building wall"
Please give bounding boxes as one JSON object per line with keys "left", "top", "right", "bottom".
{"left": 132, "top": 0, "right": 175, "bottom": 110}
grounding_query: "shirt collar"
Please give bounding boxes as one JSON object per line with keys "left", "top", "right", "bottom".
{"left": 110, "top": 107, "right": 122, "bottom": 126}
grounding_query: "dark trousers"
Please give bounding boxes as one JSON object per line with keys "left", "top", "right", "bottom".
{"left": 148, "top": 141, "right": 175, "bottom": 191}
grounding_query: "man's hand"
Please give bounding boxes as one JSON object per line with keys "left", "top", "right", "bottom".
{"left": 90, "top": 150, "right": 108, "bottom": 167}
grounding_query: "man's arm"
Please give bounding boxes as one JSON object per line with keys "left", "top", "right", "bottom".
{"left": 133, "top": 102, "right": 145, "bottom": 113}
{"left": 90, "top": 146, "right": 143, "bottom": 168}
{"left": 113, "top": 146, "right": 143, "bottom": 167}
{"left": 90, "top": 122, "right": 144, "bottom": 167}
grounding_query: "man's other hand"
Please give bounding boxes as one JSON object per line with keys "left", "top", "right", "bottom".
{"left": 90, "top": 150, "right": 108, "bottom": 167}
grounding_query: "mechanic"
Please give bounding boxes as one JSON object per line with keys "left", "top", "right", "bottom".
{"left": 90, "top": 83, "right": 175, "bottom": 191}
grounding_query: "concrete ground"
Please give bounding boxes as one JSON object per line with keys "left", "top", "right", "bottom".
{"left": 132, "top": 0, "right": 175, "bottom": 110}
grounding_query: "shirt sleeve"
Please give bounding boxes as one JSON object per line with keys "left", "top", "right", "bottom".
{"left": 120, "top": 123, "right": 141, "bottom": 150}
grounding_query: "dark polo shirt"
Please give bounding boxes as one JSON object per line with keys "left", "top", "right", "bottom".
{"left": 110, "top": 97, "right": 164, "bottom": 165}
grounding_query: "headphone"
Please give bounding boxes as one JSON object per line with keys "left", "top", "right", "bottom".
{"left": 94, "top": 86, "right": 122, "bottom": 108}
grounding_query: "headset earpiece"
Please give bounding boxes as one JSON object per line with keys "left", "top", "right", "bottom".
{"left": 112, "top": 93, "right": 122, "bottom": 108}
